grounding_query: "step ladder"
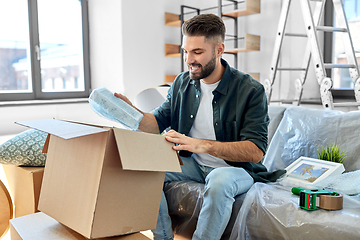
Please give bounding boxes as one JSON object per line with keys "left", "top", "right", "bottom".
{"left": 263, "top": 0, "right": 360, "bottom": 109}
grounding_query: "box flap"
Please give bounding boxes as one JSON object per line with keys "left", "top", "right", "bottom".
{"left": 16, "top": 119, "right": 108, "bottom": 139}
{"left": 42, "top": 134, "right": 50, "bottom": 153}
{"left": 113, "top": 128, "right": 181, "bottom": 172}
{"left": 59, "top": 119, "right": 113, "bottom": 129}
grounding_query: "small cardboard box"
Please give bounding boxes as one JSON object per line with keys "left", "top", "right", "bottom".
{"left": 17, "top": 119, "right": 181, "bottom": 239}
{"left": 2, "top": 165, "right": 44, "bottom": 218}
{"left": 10, "top": 212, "right": 152, "bottom": 240}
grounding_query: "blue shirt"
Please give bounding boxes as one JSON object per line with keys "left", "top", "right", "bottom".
{"left": 154, "top": 59, "right": 284, "bottom": 182}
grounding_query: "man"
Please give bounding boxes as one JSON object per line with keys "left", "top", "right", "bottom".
{"left": 116, "top": 14, "right": 283, "bottom": 240}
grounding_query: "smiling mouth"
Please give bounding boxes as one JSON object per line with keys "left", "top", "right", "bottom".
{"left": 189, "top": 65, "right": 201, "bottom": 72}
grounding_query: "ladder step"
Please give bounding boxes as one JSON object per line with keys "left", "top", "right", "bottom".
{"left": 277, "top": 67, "right": 307, "bottom": 71}
{"left": 324, "top": 64, "right": 357, "bottom": 69}
{"left": 316, "top": 26, "right": 348, "bottom": 32}
{"left": 333, "top": 102, "right": 360, "bottom": 107}
{"left": 270, "top": 99, "right": 299, "bottom": 103}
{"left": 285, "top": 33, "right": 307, "bottom": 37}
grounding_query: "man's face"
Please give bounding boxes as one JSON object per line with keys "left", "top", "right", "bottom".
{"left": 182, "top": 35, "right": 217, "bottom": 80}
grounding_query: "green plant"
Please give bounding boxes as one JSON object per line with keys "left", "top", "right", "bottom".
{"left": 316, "top": 144, "right": 346, "bottom": 163}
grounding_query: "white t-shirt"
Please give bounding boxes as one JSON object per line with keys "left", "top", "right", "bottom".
{"left": 188, "top": 80, "right": 231, "bottom": 168}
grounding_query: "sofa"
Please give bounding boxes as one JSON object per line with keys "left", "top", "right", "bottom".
{"left": 164, "top": 105, "right": 360, "bottom": 239}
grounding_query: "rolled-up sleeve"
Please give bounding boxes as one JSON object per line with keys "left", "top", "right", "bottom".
{"left": 239, "top": 84, "right": 269, "bottom": 154}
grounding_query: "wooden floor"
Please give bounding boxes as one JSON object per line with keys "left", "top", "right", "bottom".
{"left": 141, "top": 230, "right": 189, "bottom": 240}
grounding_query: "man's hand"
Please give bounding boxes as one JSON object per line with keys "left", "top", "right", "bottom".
{"left": 114, "top": 92, "right": 134, "bottom": 108}
{"left": 164, "top": 130, "right": 264, "bottom": 163}
{"left": 114, "top": 92, "right": 160, "bottom": 134}
{"left": 164, "top": 130, "right": 210, "bottom": 153}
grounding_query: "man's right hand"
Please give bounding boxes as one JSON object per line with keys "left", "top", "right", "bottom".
{"left": 114, "top": 92, "right": 160, "bottom": 134}
{"left": 114, "top": 92, "right": 133, "bottom": 107}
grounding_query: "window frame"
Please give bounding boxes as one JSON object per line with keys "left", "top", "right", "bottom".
{"left": 0, "top": 0, "right": 91, "bottom": 101}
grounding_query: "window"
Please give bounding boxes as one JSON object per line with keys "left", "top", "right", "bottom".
{"left": 325, "top": 0, "right": 360, "bottom": 93}
{"left": 0, "top": 0, "right": 90, "bottom": 101}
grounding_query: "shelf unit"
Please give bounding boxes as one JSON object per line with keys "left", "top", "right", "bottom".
{"left": 164, "top": 0, "right": 260, "bottom": 26}
{"left": 164, "top": 0, "right": 261, "bottom": 84}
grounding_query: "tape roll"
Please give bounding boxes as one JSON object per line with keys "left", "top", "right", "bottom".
{"left": 319, "top": 194, "right": 343, "bottom": 210}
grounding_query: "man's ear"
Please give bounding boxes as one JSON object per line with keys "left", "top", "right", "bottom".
{"left": 216, "top": 42, "right": 225, "bottom": 57}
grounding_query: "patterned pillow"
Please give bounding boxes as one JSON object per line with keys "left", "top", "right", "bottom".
{"left": 0, "top": 129, "right": 47, "bottom": 166}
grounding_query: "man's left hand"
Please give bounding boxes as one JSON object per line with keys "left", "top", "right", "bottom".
{"left": 164, "top": 130, "right": 264, "bottom": 163}
{"left": 164, "top": 130, "right": 209, "bottom": 154}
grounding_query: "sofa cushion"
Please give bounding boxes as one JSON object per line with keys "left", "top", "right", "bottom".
{"left": 263, "top": 106, "right": 360, "bottom": 172}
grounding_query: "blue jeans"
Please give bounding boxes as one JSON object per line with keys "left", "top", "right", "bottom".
{"left": 152, "top": 156, "right": 254, "bottom": 240}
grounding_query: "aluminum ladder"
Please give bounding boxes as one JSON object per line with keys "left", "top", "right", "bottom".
{"left": 263, "top": 0, "right": 360, "bottom": 109}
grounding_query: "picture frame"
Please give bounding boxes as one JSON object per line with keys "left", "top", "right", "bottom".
{"left": 283, "top": 156, "right": 345, "bottom": 187}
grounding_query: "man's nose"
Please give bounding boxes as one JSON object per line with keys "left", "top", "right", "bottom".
{"left": 185, "top": 53, "right": 194, "bottom": 65}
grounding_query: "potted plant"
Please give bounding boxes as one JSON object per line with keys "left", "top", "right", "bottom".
{"left": 316, "top": 144, "right": 346, "bottom": 163}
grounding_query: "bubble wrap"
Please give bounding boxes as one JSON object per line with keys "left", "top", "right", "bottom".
{"left": 89, "top": 87, "right": 143, "bottom": 130}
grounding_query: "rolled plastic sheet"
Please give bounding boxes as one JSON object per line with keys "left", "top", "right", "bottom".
{"left": 89, "top": 87, "right": 143, "bottom": 130}
{"left": 230, "top": 182, "right": 360, "bottom": 240}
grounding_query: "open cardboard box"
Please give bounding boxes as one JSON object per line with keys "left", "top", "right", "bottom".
{"left": 10, "top": 212, "right": 151, "bottom": 240}
{"left": 16, "top": 119, "right": 182, "bottom": 239}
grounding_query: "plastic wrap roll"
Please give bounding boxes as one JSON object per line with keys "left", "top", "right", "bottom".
{"left": 89, "top": 87, "right": 143, "bottom": 130}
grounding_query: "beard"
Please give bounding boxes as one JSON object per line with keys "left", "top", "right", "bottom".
{"left": 188, "top": 51, "right": 216, "bottom": 80}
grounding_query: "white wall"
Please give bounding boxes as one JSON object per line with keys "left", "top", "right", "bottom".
{"left": 88, "top": 0, "right": 124, "bottom": 94}
{"left": 120, "top": 0, "right": 166, "bottom": 101}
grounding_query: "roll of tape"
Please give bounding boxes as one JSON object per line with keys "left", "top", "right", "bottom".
{"left": 319, "top": 194, "right": 343, "bottom": 210}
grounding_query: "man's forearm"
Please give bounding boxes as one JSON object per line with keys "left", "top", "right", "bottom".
{"left": 138, "top": 113, "right": 160, "bottom": 134}
{"left": 203, "top": 140, "right": 264, "bottom": 163}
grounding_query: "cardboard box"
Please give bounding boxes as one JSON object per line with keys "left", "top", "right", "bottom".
{"left": 10, "top": 212, "right": 151, "bottom": 240}
{"left": 17, "top": 119, "right": 181, "bottom": 239}
{"left": 0, "top": 178, "right": 12, "bottom": 239}
{"left": 2, "top": 165, "right": 44, "bottom": 218}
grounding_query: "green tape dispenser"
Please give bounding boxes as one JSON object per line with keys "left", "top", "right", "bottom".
{"left": 292, "top": 187, "right": 343, "bottom": 211}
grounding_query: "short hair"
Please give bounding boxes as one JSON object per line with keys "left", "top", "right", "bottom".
{"left": 182, "top": 14, "right": 226, "bottom": 44}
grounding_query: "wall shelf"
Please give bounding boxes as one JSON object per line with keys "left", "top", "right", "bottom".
{"left": 225, "top": 34, "right": 260, "bottom": 53}
{"left": 165, "top": 12, "right": 182, "bottom": 27}
{"left": 165, "top": 75, "right": 177, "bottom": 83}
{"left": 222, "top": 0, "right": 260, "bottom": 18}
{"left": 165, "top": 44, "right": 181, "bottom": 57}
